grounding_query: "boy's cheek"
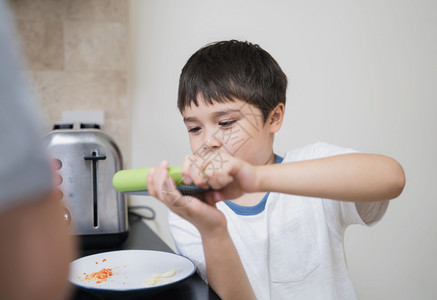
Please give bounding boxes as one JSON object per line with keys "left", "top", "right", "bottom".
{"left": 188, "top": 137, "right": 201, "bottom": 153}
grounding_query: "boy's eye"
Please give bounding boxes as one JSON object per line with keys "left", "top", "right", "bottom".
{"left": 188, "top": 127, "right": 201, "bottom": 133}
{"left": 219, "top": 120, "right": 236, "bottom": 128}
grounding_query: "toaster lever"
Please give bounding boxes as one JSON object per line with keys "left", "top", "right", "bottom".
{"left": 84, "top": 151, "right": 106, "bottom": 227}
{"left": 84, "top": 152, "right": 107, "bottom": 161}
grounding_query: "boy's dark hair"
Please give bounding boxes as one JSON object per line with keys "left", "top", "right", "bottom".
{"left": 177, "top": 40, "right": 287, "bottom": 122}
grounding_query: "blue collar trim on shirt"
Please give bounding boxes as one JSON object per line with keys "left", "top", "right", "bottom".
{"left": 224, "top": 154, "right": 283, "bottom": 216}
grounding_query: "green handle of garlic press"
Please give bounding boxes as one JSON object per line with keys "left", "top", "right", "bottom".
{"left": 112, "top": 166, "right": 184, "bottom": 192}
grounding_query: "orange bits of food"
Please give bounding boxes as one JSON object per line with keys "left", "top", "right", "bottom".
{"left": 83, "top": 268, "right": 113, "bottom": 284}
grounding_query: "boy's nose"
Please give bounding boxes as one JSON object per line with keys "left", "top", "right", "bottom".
{"left": 204, "top": 133, "right": 222, "bottom": 151}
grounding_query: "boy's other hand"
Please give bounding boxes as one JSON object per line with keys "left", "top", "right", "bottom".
{"left": 182, "top": 151, "right": 259, "bottom": 201}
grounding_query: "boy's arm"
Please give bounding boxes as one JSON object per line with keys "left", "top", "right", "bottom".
{"left": 147, "top": 161, "right": 256, "bottom": 300}
{"left": 188, "top": 152, "right": 405, "bottom": 203}
{"left": 201, "top": 225, "right": 256, "bottom": 300}
{"left": 255, "top": 153, "right": 405, "bottom": 202}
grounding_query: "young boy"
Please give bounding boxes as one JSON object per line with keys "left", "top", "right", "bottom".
{"left": 147, "top": 40, "right": 405, "bottom": 300}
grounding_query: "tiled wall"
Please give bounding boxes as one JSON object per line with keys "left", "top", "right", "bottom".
{"left": 9, "top": 0, "right": 131, "bottom": 167}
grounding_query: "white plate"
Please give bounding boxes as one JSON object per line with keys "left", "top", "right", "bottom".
{"left": 70, "top": 250, "right": 196, "bottom": 297}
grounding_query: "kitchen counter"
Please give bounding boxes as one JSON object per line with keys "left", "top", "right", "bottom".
{"left": 71, "top": 216, "right": 220, "bottom": 299}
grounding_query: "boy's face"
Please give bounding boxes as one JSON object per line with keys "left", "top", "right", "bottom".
{"left": 182, "top": 98, "right": 278, "bottom": 166}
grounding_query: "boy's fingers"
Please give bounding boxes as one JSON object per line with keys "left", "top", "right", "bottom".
{"left": 156, "top": 161, "right": 171, "bottom": 199}
{"left": 161, "top": 178, "right": 184, "bottom": 207}
{"left": 208, "top": 174, "right": 233, "bottom": 190}
{"left": 148, "top": 161, "right": 190, "bottom": 208}
{"left": 181, "top": 156, "right": 194, "bottom": 185}
{"left": 201, "top": 155, "right": 234, "bottom": 190}
{"left": 146, "top": 168, "right": 157, "bottom": 197}
{"left": 156, "top": 160, "right": 169, "bottom": 183}
{"left": 147, "top": 160, "right": 168, "bottom": 199}
{"left": 185, "top": 157, "right": 209, "bottom": 188}
{"left": 204, "top": 191, "right": 224, "bottom": 204}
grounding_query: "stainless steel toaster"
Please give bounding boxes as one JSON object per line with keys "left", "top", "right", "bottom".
{"left": 45, "top": 123, "right": 128, "bottom": 249}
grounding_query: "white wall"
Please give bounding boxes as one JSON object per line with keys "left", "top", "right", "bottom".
{"left": 129, "top": 1, "right": 437, "bottom": 299}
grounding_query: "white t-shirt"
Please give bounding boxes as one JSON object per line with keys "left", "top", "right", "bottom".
{"left": 169, "top": 142, "right": 389, "bottom": 299}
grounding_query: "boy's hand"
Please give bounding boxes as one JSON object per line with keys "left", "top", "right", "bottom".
{"left": 181, "top": 151, "right": 259, "bottom": 201}
{"left": 147, "top": 152, "right": 260, "bottom": 233}
{"left": 146, "top": 160, "right": 227, "bottom": 234}
{"left": 147, "top": 158, "right": 257, "bottom": 299}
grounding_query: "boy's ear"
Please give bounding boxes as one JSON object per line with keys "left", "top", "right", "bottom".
{"left": 268, "top": 103, "right": 285, "bottom": 133}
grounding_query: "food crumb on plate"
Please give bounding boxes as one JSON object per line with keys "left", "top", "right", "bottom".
{"left": 145, "top": 269, "right": 176, "bottom": 286}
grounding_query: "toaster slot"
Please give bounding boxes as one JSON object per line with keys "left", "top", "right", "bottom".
{"left": 84, "top": 151, "right": 106, "bottom": 228}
